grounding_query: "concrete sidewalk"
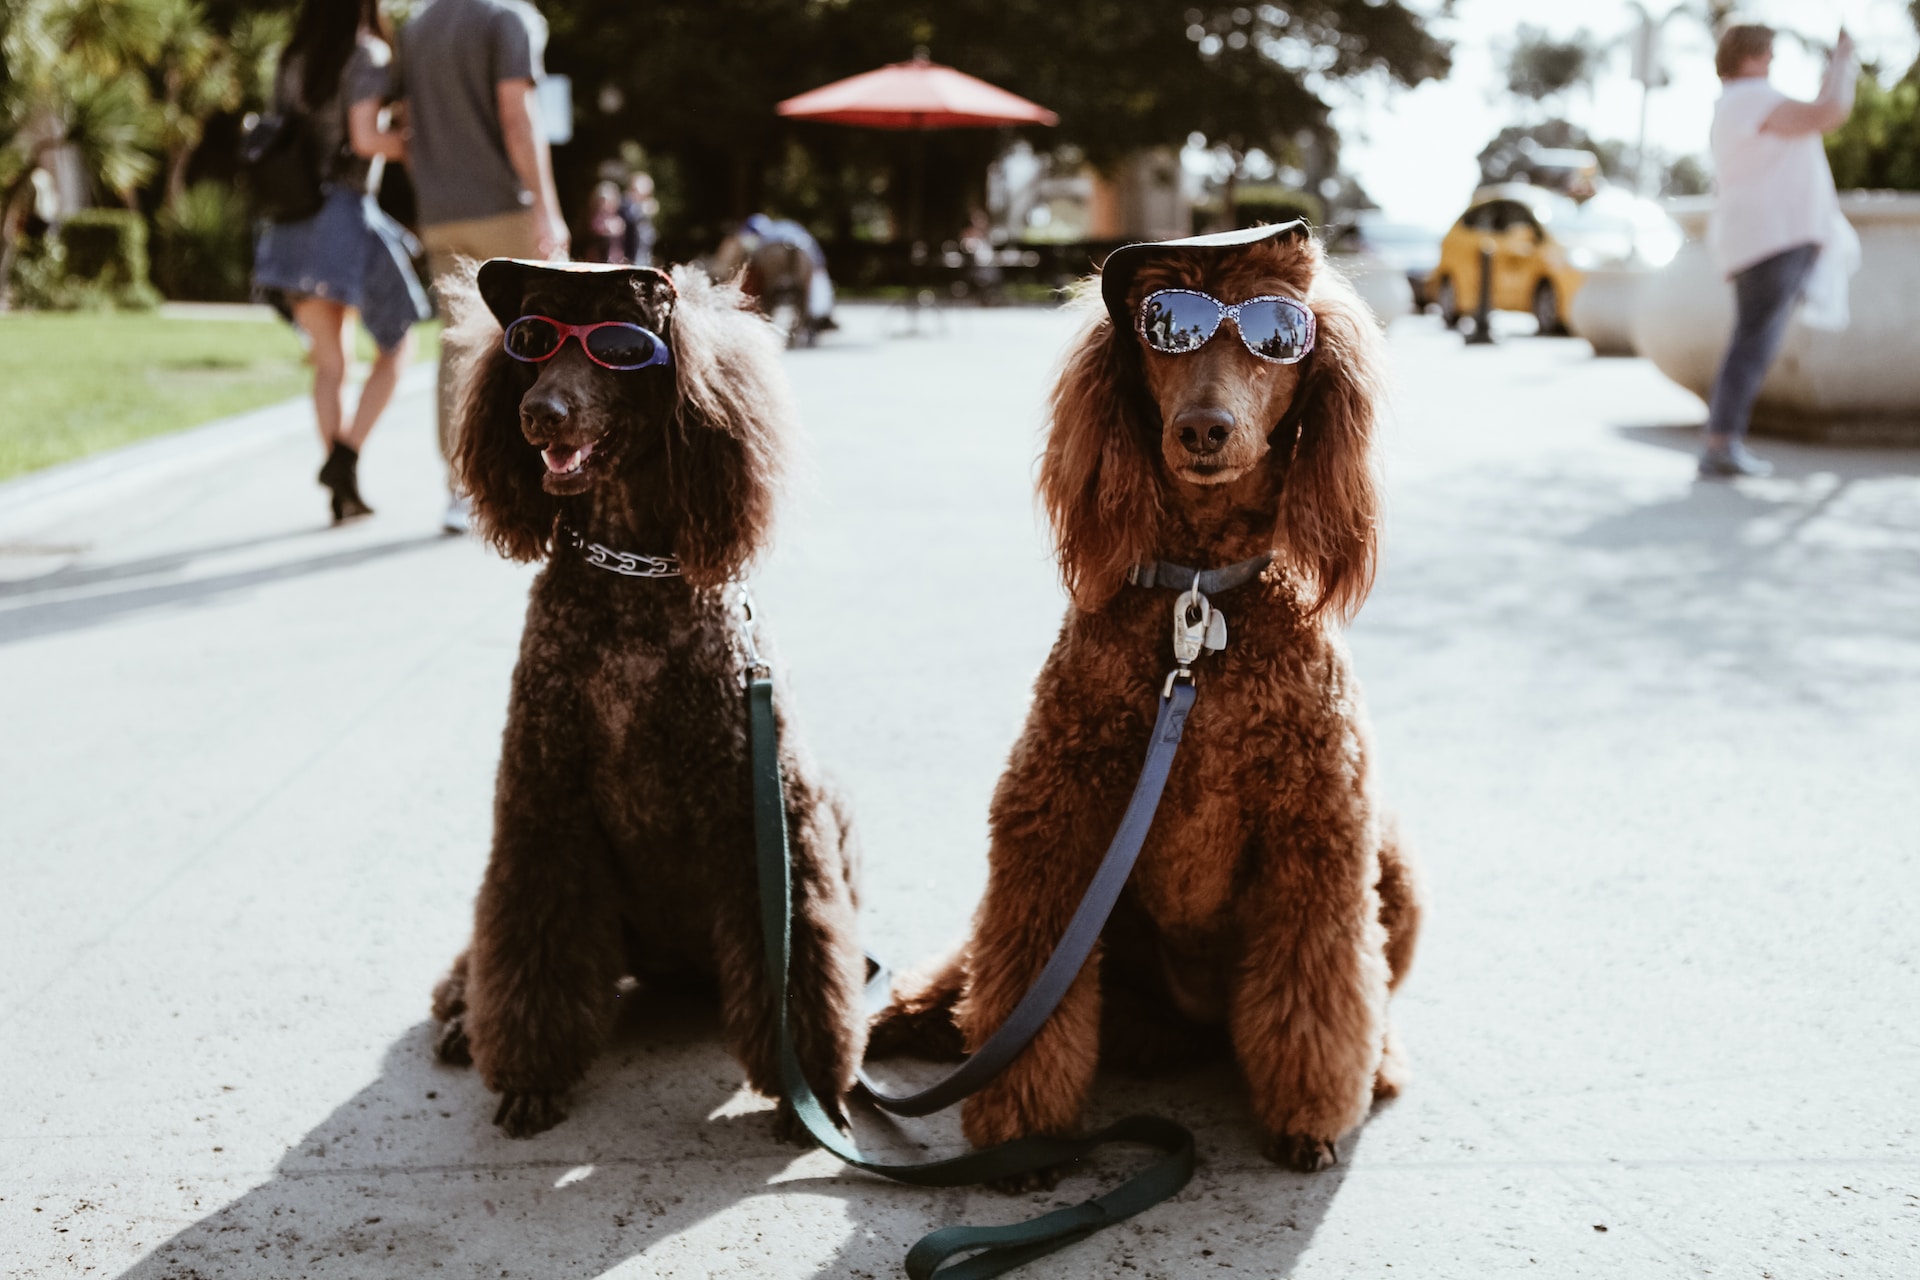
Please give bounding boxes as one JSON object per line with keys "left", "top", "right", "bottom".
{"left": 2, "top": 306, "right": 1916, "bottom": 1279}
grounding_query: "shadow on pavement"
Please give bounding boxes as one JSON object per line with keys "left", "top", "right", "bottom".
{"left": 1373, "top": 427, "right": 1920, "bottom": 712}
{"left": 0, "top": 527, "right": 324, "bottom": 598}
{"left": 1618, "top": 424, "right": 1920, "bottom": 481}
{"left": 115, "top": 985, "right": 1351, "bottom": 1278}
{"left": 115, "top": 993, "right": 856, "bottom": 1280}
{"left": 0, "top": 534, "right": 449, "bottom": 646}
{"left": 1612, "top": 422, "right": 1920, "bottom": 483}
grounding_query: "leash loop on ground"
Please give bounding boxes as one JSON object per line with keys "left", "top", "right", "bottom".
{"left": 749, "top": 675, "right": 1197, "bottom": 1279}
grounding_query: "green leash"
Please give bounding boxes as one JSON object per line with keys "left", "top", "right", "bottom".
{"left": 748, "top": 675, "right": 1197, "bottom": 1279}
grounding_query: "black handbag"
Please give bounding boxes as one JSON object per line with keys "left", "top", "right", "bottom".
{"left": 239, "top": 108, "right": 325, "bottom": 224}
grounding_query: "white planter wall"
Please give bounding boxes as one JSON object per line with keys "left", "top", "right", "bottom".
{"left": 1631, "top": 192, "right": 1920, "bottom": 443}
{"left": 1331, "top": 254, "right": 1415, "bottom": 327}
{"left": 1567, "top": 267, "right": 1643, "bottom": 356}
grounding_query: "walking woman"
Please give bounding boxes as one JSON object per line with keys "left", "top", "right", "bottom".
{"left": 253, "top": 0, "right": 430, "bottom": 523}
{"left": 1701, "top": 23, "right": 1857, "bottom": 479}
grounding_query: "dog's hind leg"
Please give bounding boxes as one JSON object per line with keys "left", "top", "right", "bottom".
{"left": 1372, "top": 817, "right": 1423, "bottom": 1101}
{"left": 868, "top": 948, "right": 967, "bottom": 1062}
{"left": 430, "top": 949, "right": 473, "bottom": 1065}
{"left": 826, "top": 787, "right": 861, "bottom": 908}
{"left": 715, "top": 768, "right": 866, "bottom": 1145}
{"left": 1376, "top": 815, "right": 1423, "bottom": 991}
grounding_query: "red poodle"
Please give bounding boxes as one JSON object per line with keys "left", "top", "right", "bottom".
{"left": 873, "top": 223, "right": 1423, "bottom": 1177}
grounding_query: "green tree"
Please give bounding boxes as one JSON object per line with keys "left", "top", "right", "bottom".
{"left": 1476, "top": 120, "right": 1626, "bottom": 188}
{"left": 1, "top": 0, "right": 168, "bottom": 306}
{"left": 1825, "top": 66, "right": 1920, "bottom": 191}
{"left": 1503, "top": 24, "right": 1598, "bottom": 115}
{"left": 541, "top": 0, "right": 1450, "bottom": 244}
{"left": 151, "top": 0, "right": 243, "bottom": 208}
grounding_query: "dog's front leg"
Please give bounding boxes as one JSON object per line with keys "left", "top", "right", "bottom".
{"left": 956, "top": 718, "right": 1137, "bottom": 1187}
{"left": 1231, "top": 809, "right": 1392, "bottom": 1172}
{"left": 459, "top": 674, "right": 624, "bottom": 1138}
{"left": 715, "top": 765, "right": 866, "bottom": 1144}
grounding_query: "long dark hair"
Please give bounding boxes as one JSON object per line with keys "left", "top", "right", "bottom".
{"left": 282, "top": 0, "right": 390, "bottom": 111}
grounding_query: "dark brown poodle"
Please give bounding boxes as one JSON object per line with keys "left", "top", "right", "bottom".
{"left": 429, "top": 259, "right": 865, "bottom": 1139}
{"left": 873, "top": 225, "right": 1423, "bottom": 1177}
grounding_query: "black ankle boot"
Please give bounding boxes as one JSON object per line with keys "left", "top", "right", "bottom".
{"left": 318, "top": 441, "right": 353, "bottom": 490}
{"left": 321, "top": 442, "right": 373, "bottom": 524}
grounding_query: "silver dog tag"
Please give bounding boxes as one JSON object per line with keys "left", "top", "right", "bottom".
{"left": 1172, "top": 591, "right": 1210, "bottom": 665}
{"left": 1204, "top": 609, "right": 1227, "bottom": 652}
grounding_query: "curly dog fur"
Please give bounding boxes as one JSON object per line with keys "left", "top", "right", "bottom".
{"left": 429, "top": 263, "right": 865, "bottom": 1139}
{"left": 872, "top": 230, "right": 1424, "bottom": 1178}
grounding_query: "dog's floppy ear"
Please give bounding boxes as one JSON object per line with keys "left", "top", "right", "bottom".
{"left": 441, "top": 265, "right": 557, "bottom": 561}
{"left": 1275, "top": 255, "right": 1384, "bottom": 623}
{"left": 1039, "top": 291, "right": 1164, "bottom": 611}
{"left": 658, "top": 265, "right": 787, "bottom": 587}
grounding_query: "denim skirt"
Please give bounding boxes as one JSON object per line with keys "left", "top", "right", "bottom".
{"left": 253, "top": 186, "right": 431, "bottom": 353}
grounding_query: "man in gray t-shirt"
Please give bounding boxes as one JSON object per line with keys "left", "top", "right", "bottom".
{"left": 396, "top": 0, "right": 570, "bottom": 532}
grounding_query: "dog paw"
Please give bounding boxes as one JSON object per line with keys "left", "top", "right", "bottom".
{"left": 771, "top": 1097, "right": 845, "bottom": 1147}
{"left": 1372, "top": 1061, "right": 1407, "bottom": 1102}
{"left": 867, "top": 1001, "right": 966, "bottom": 1062}
{"left": 1372, "top": 1027, "right": 1410, "bottom": 1102}
{"left": 430, "top": 953, "right": 469, "bottom": 1024}
{"left": 1264, "top": 1132, "right": 1339, "bottom": 1173}
{"left": 433, "top": 1014, "right": 472, "bottom": 1066}
{"left": 772, "top": 1100, "right": 811, "bottom": 1147}
{"left": 987, "top": 1165, "right": 1064, "bottom": 1194}
{"left": 493, "top": 1090, "right": 566, "bottom": 1138}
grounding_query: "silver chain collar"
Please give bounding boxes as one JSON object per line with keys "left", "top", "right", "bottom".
{"left": 559, "top": 525, "right": 683, "bottom": 579}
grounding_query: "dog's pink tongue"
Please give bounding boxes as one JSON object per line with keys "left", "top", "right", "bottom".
{"left": 543, "top": 441, "right": 594, "bottom": 475}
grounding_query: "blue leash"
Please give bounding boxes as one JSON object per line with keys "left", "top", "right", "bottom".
{"left": 749, "top": 674, "right": 1199, "bottom": 1279}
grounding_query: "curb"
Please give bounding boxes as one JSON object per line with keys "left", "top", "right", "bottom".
{"left": 0, "top": 363, "right": 435, "bottom": 518}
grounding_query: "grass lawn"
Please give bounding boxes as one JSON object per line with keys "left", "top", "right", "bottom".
{"left": 0, "top": 310, "right": 438, "bottom": 483}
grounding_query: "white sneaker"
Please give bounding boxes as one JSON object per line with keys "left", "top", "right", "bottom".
{"left": 442, "top": 493, "right": 472, "bottom": 535}
{"left": 1697, "top": 442, "right": 1773, "bottom": 479}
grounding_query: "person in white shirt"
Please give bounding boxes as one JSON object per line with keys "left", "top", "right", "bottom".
{"left": 1702, "top": 23, "right": 1857, "bottom": 479}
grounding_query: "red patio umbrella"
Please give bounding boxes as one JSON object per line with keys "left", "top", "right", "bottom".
{"left": 776, "top": 54, "right": 1059, "bottom": 131}
{"left": 776, "top": 53, "right": 1056, "bottom": 254}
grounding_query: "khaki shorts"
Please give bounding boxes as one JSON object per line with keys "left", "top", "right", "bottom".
{"left": 421, "top": 209, "right": 541, "bottom": 468}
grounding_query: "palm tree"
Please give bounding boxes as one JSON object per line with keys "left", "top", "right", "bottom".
{"left": 0, "top": 0, "right": 167, "bottom": 307}
{"left": 1503, "top": 24, "right": 1600, "bottom": 121}
{"left": 152, "top": 0, "right": 243, "bottom": 209}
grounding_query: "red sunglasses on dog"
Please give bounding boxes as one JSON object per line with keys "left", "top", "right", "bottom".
{"left": 503, "top": 315, "right": 673, "bottom": 371}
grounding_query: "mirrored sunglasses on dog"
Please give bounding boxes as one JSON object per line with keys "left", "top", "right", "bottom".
{"left": 503, "top": 316, "right": 672, "bottom": 371}
{"left": 1137, "top": 289, "right": 1316, "bottom": 364}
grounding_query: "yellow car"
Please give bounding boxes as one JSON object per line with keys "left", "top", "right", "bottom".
{"left": 1429, "top": 184, "right": 1683, "bottom": 335}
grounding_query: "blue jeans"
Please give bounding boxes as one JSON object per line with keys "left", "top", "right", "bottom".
{"left": 1705, "top": 242, "right": 1821, "bottom": 443}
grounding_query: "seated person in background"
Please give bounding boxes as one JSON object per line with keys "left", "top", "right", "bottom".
{"left": 579, "top": 180, "right": 629, "bottom": 263}
{"left": 620, "top": 172, "right": 658, "bottom": 267}
{"left": 715, "top": 213, "right": 837, "bottom": 331}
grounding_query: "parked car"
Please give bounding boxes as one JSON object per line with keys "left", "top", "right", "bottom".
{"left": 1327, "top": 215, "right": 1443, "bottom": 305}
{"left": 1430, "top": 183, "right": 1683, "bottom": 335}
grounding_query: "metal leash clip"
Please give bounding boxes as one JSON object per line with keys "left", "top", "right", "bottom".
{"left": 735, "top": 584, "right": 771, "bottom": 683}
{"left": 1165, "top": 572, "right": 1229, "bottom": 697}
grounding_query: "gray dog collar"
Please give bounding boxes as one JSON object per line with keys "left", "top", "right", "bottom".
{"left": 1126, "top": 552, "right": 1274, "bottom": 594}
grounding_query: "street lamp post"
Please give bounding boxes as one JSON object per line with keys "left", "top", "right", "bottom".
{"left": 1628, "top": 3, "right": 1682, "bottom": 195}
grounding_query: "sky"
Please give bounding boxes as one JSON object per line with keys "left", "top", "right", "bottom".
{"left": 1331, "top": 0, "right": 1920, "bottom": 227}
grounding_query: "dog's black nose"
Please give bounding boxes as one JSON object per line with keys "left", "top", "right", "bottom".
{"left": 1174, "top": 407, "right": 1234, "bottom": 456}
{"left": 522, "top": 392, "right": 570, "bottom": 435}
